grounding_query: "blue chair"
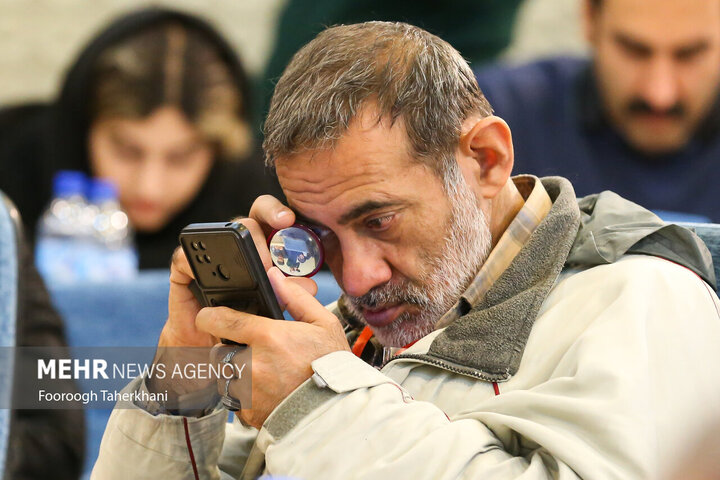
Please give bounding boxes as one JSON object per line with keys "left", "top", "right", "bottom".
{"left": 0, "top": 192, "right": 20, "bottom": 477}
{"left": 653, "top": 210, "right": 712, "bottom": 224}
{"left": 675, "top": 222, "right": 720, "bottom": 296}
{"left": 48, "top": 270, "right": 171, "bottom": 478}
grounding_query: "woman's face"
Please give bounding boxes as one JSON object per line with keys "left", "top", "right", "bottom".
{"left": 89, "top": 106, "right": 214, "bottom": 232}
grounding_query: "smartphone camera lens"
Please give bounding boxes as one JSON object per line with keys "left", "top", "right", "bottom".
{"left": 198, "top": 241, "right": 206, "bottom": 250}
{"left": 191, "top": 242, "right": 199, "bottom": 250}
{"left": 216, "top": 264, "right": 231, "bottom": 280}
{"left": 196, "top": 254, "right": 204, "bottom": 263}
{"left": 204, "top": 254, "right": 211, "bottom": 263}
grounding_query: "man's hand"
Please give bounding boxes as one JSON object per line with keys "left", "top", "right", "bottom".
{"left": 159, "top": 247, "right": 216, "bottom": 348}
{"left": 159, "top": 195, "right": 296, "bottom": 349}
{"left": 197, "top": 267, "right": 350, "bottom": 428}
{"left": 153, "top": 194, "right": 340, "bottom": 408}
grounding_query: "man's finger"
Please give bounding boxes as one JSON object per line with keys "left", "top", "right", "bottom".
{"left": 169, "top": 246, "right": 195, "bottom": 285}
{"left": 268, "top": 268, "right": 334, "bottom": 324}
{"left": 195, "top": 306, "right": 272, "bottom": 344}
{"left": 229, "top": 217, "right": 274, "bottom": 270}
{"left": 285, "top": 276, "right": 318, "bottom": 297}
{"left": 249, "top": 195, "right": 295, "bottom": 235}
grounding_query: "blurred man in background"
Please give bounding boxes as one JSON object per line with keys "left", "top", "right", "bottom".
{"left": 476, "top": 0, "right": 720, "bottom": 222}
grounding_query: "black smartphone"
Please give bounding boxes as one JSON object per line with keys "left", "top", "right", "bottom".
{"left": 179, "top": 222, "right": 284, "bottom": 320}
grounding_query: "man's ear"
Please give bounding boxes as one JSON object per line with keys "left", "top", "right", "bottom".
{"left": 457, "top": 115, "right": 514, "bottom": 200}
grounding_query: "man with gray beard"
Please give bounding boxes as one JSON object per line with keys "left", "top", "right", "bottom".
{"left": 343, "top": 168, "right": 491, "bottom": 348}
{"left": 94, "top": 22, "right": 720, "bottom": 479}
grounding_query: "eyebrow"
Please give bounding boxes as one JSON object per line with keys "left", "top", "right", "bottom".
{"left": 293, "top": 211, "right": 329, "bottom": 230}
{"left": 613, "top": 32, "right": 652, "bottom": 56}
{"left": 613, "top": 32, "right": 711, "bottom": 60}
{"left": 293, "top": 200, "right": 404, "bottom": 229}
{"left": 108, "top": 129, "right": 138, "bottom": 148}
{"left": 674, "top": 41, "right": 710, "bottom": 58}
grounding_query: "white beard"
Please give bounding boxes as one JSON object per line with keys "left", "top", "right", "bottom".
{"left": 343, "top": 173, "right": 492, "bottom": 347}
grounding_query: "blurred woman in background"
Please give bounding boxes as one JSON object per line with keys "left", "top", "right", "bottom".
{"left": 0, "top": 7, "right": 281, "bottom": 268}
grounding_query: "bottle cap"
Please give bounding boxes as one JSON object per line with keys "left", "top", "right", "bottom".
{"left": 53, "top": 170, "right": 87, "bottom": 198}
{"left": 89, "top": 178, "right": 119, "bottom": 203}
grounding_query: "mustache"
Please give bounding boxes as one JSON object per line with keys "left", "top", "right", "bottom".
{"left": 345, "top": 281, "right": 429, "bottom": 310}
{"left": 627, "top": 98, "right": 685, "bottom": 118}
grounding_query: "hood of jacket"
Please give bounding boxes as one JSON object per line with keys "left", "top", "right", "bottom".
{"left": 567, "top": 190, "right": 715, "bottom": 286}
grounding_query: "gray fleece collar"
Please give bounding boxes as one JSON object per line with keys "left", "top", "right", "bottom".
{"left": 415, "top": 177, "right": 581, "bottom": 381}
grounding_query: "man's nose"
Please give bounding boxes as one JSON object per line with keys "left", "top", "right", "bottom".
{"left": 339, "top": 240, "right": 392, "bottom": 298}
{"left": 640, "top": 57, "right": 680, "bottom": 111}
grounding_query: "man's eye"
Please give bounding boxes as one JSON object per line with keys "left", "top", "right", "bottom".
{"left": 365, "top": 214, "right": 394, "bottom": 231}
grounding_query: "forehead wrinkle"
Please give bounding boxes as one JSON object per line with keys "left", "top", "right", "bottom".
{"left": 280, "top": 168, "right": 386, "bottom": 196}
{"left": 284, "top": 176, "right": 392, "bottom": 212}
{"left": 277, "top": 151, "right": 395, "bottom": 198}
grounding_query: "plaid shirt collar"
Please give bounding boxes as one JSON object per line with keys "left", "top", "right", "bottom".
{"left": 435, "top": 175, "right": 552, "bottom": 329}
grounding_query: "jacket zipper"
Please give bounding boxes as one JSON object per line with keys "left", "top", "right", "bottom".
{"left": 382, "top": 353, "right": 510, "bottom": 383}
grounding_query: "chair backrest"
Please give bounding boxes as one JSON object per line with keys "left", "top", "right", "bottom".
{"left": 676, "top": 222, "right": 720, "bottom": 297}
{"left": 0, "top": 192, "right": 20, "bottom": 478}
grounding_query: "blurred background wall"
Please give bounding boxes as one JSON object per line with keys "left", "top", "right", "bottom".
{"left": 0, "top": 0, "right": 287, "bottom": 105}
{"left": 0, "top": 0, "right": 587, "bottom": 106}
{"left": 503, "top": 0, "right": 587, "bottom": 61}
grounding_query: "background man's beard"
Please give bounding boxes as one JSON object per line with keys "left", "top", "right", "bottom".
{"left": 343, "top": 176, "right": 492, "bottom": 347}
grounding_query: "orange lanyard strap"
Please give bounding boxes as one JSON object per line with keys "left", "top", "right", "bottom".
{"left": 351, "top": 326, "right": 374, "bottom": 357}
{"left": 392, "top": 339, "right": 418, "bottom": 356}
{"left": 352, "top": 326, "right": 420, "bottom": 358}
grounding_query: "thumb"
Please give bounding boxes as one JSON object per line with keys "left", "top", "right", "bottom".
{"left": 268, "top": 267, "right": 333, "bottom": 325}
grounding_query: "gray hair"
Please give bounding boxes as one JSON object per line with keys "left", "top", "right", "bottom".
{"left": 262, "top": 21, "right": 493, "bottom": 182}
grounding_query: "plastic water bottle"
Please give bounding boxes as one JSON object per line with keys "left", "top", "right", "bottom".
{"left": 35, "top": 171, "right": 92, "bottom": 284}
{"left": 85, "top": 179, "right": 138, "bottom": 281}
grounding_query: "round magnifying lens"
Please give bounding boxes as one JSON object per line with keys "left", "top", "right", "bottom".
{"left": 267, "top": 225, "right": 324, "bottom": 277}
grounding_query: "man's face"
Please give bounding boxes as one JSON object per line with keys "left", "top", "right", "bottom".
{"left": 276, "top": 108, "right": 492, "bottom": 347}
{"left": 89, "top": 106, "right": 214, "bottom": 232}
{"left": 587, "top": 0, "right": 720, "bottom": 154}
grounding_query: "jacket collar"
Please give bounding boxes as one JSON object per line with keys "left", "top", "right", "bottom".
{"left": 416, "top": 177, "right": 581, "bottom": 381}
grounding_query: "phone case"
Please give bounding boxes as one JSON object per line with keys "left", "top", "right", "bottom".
{"left": 179, "top": 222, "right": 284, "bottom": 320}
